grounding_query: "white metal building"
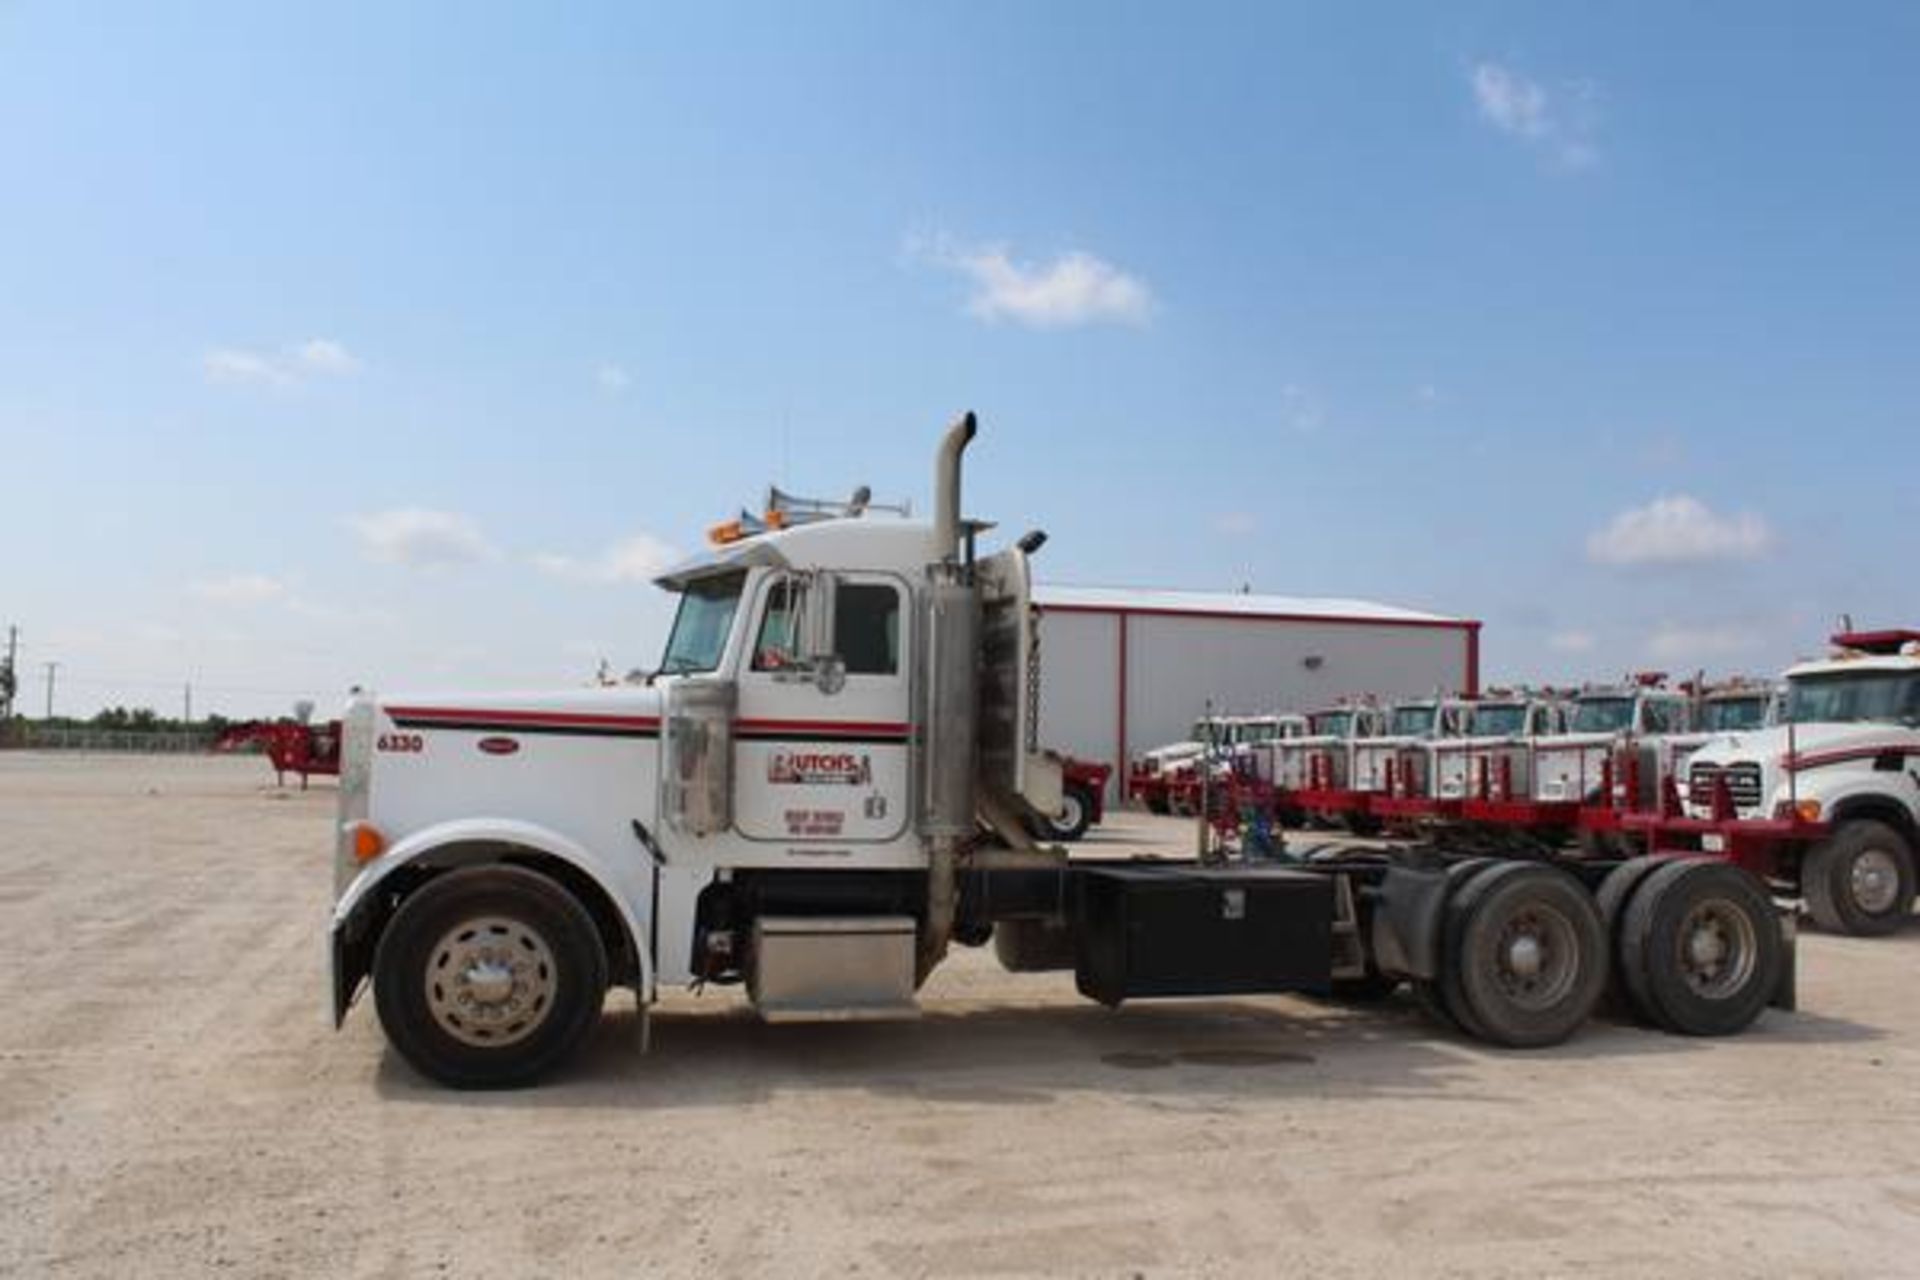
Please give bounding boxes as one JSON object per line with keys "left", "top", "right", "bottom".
{"left": 1034, "top": 585, "right": 1481, "bottom": 794}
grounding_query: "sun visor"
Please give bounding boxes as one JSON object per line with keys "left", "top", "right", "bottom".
{"left": 654, "top": 539, "right": 790, "bottom": 590}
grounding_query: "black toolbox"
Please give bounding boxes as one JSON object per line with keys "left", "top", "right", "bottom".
{"left": 1071, "top": 864, "right": 1334, "bottom": 1006}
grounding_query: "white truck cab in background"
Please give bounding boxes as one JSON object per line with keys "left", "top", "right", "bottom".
{"left": 1435, "top": 695, "right": 1568, "bottom": 801}
{"left": 1685, "top": 631, "right": 1920, "bottom": 934}
{"left": 1532, "top": 679, "right": 1693, "bottom": 808}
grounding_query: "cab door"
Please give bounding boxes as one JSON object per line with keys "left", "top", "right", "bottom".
{"left": 733, "top": 570, "right": 913, "bottom": 844}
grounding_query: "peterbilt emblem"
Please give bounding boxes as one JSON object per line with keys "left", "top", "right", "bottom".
{"left": 478, "top": 737, "right": 521, "bottom": 756}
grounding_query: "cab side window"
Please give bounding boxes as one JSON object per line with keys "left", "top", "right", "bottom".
{"left": 1642, "top": 700, "right": 1673, "bottom": 734}
{"left": 834, "top": 583, "right": 900, "bottom": 676}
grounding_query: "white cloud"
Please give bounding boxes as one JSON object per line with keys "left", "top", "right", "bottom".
{"left": 349, "top": 508, "right": 494, "bottom": 568}
{"left": 1279, "top": 383, "right": 1324, "bottom": 433}
{"left": 596, "top": 364, "right": 631, "bottom": 394}
{"left": 910, "top": 233, "right": 1153, "bottom": 329}
{"left": 1586, "top": 495, "right": 1774, "bottom": 567}
{"left": 189, "top": 573, "right": 288, "bottom": 605}
{"left": 1470, "top": 62, "right": 1599, "bottom": 169}
{"left": 1647, "top": 622, "right": 1758, "bottom": 662}
{"left": 1212, "top": 511, "right": 1257, "bottom": 536}
{"left": 203, "top": 338, "right": 362, "bottom": 387}
{"left": 532, "top": 532, "right": 680, "bottom": 584}
{"left": 1548, "top": 629, "right": 1597, "bottom": 654}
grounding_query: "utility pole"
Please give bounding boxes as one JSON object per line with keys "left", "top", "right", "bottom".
{"left": 42, "top": 661, "right": 59, "bottom": 721}
{"left": 1, "top": 625, "right": 16, "bottom": 720}
{"left": 184, "top": 681, "right": 193, "bottom": 725}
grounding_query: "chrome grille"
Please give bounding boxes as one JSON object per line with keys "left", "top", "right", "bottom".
{"left": 1689, "top": 761, "right": 1762, "bottom": 810}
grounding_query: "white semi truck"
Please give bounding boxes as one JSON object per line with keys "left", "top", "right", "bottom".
{"left": 1533, "top": 680, "right": 1694, "bottom": 809}
{"left": 1684, "top": 632, "right": 1920, "bottom": 935}
{"left": 329, "top": 415, "right": 1793, "bottom": 1087}
{"left": 1434, "top": 695, "right": 1568, "bottom": 802}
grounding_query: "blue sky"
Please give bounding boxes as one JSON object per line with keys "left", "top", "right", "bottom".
{"left": 3, "top": 2, "right": 1916, "bottom": 718}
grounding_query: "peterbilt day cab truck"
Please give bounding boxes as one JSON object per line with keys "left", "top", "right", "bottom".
{"left": 1434, "top": 695, "right": 1568, "bottom": 803}
{"left": 329, "top": 415, "right": 1795, "bottom": 1088}
{"left": 1533, "top": 680, "right": 1693, "bottom": 810}
{"left": 1683, "top": 632, "right": 1920, "bottom": 935}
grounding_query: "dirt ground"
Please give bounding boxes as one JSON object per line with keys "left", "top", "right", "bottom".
{"left": 2, "top": 753, "right": 1917, "bottom": 1279}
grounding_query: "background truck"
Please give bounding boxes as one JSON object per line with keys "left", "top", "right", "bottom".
{"left": 1350, "top": 696, "right": 1474, "bottom": 805}
{"left": 1129, "top": 714, "right": 1303, "bottom": 814}
{"left": 1434, "top": 694, "right": 1568, "bottom": 803}
{"left": 1533, "top": 678, "right": 1693, "bottom": 810}
{"left": 1682, "top": 631, "right": 1920, "bottom": 935}
{"left": 328, "top": 414, "right": 1794, "bottom": 1088}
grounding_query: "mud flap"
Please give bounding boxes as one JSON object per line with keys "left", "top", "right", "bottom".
{"left": 1771, "top": 910, "right": 1798, "bottom": 1012}
{"left": 1370, "top": 865, "right": 1450, "bottom": 981}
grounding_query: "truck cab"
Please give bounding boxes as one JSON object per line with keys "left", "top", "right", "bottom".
{"left": 1351, "top": 696, "right": 1474, "bottom": 798}
{"left": 1435, "top": 695, "right": 1567, "bottom": 801}
{"left": 1685, "top": 631, "right": 1920, "bottom": 934}
{"left": 1532, "top": 680, "right": 1693, "bottom": 808}
{"left": 1274, "top": 703, "right": 1386, "bottom": 794}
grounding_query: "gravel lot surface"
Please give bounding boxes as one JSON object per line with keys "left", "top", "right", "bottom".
{"left": 3, "top": 753, "right": 1918, "bottom": 1278}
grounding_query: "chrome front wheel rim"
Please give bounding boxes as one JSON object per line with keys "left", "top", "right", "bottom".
{"left": 425, "top": 915, "right": 558, "bottom": 1048}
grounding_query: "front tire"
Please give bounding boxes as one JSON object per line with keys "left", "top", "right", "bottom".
{"left": 1802, "top": 819, "right": 1917, "bottom": 936}
{"left": 373, "top": 865, "right": 608, "bottom": 1089}
{"left": 1040, "top": 783, "right": 1097, "bottom": 842}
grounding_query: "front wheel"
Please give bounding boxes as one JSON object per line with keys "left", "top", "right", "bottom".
{"left": 1802, "top": 819, "right": 1917, "bottom": 936}
{"left": 1039, "top": 783, "right": 1097, "bottom": 842}
{"left": 373, "top": 865, "right": 608, "bottom": 1089}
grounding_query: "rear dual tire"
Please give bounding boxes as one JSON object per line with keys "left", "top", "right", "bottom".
{"left": 1616, "top": 858, "right": 1782, "bottom": 1036}
{"left": 1436, "top": 863, "right": 1609, "bottom": 1048}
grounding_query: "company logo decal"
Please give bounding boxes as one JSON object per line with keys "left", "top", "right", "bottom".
{"left": 477, "top": 736, "right": 521, "bottom": 756}
{"left": 768, "top": 750, "right": 872, "bottom": 787}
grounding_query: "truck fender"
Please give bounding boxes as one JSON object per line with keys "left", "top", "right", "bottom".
{"left": 1369, "top": 865, "right": 1450, "bottom": 981}
{"left": 330, "top": 817, "right": 653, "bottom": 1026}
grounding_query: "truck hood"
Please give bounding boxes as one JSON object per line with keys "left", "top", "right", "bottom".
{"left": 375, "top": 685, "right": 664, "bottom": 735}
{"left": 1536, "top": 733, "right": 1618, "bottom": 753}
{"left": 1689, "top": 721, "right": 1913, "bottom": 769}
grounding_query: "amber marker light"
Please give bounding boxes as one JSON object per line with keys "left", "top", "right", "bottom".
{"left": 350, "top": 823, "right": 387, "bottom": 863}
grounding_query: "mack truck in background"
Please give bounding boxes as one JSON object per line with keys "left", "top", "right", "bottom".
{"left": 329, "top": 414, "right": 1796, "bottom": 1088}
{"left": 1680, "top": 632, "right": 1920, "bottom": 935}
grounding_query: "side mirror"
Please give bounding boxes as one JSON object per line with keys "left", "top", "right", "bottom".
{"left": 804, "top": 572, "right": 837, "bottom": 663}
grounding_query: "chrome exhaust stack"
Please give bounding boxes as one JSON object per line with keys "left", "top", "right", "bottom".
{"left": 918, "top": 411, "right": 980, "bottom": 981}
{"left": 932, "top": 410, "right": 977, "bottom": 564}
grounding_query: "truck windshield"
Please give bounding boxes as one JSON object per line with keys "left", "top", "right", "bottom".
{"left": 1312, "top": 711, "right": 1354, "bottom": 737}
{"left": 1471, "top": 706, "right": 1526, "bottom": 736}
{"left": 659, "top": 572, "right": 746, "bottom": 675}
{"left": 1241, "top": 722, "right": 1279, "bottom": 744}
{"left": 1785, "top": 672, "right": 1920, "bottom": 727}
{"left": 1701, "top": 697, "right": 1769, "bottom": 732}
{"left": 1571, "top": 698, "right": 1633, "bottom": 734}
{"left": 1389, "top": 706, "right": 1436, "bottom": 737}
